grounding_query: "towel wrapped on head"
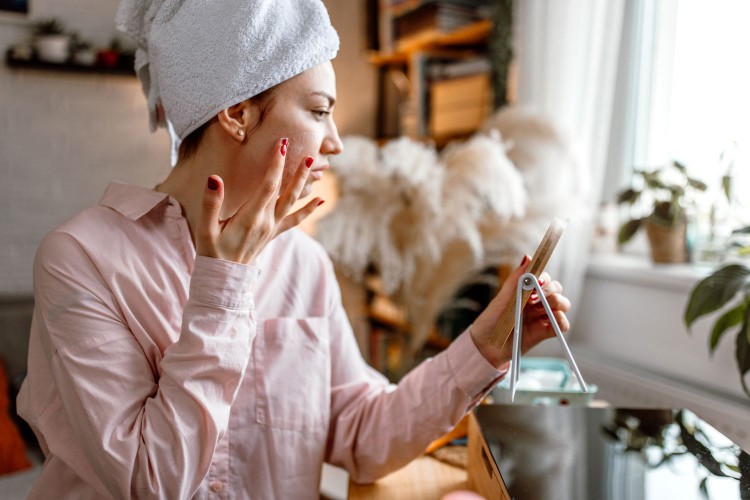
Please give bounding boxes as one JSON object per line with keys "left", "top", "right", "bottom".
{"left": 116, "top": 0, "right": 340, "bottom": 162}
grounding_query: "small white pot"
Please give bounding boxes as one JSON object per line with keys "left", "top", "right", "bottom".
{"left": 35, "top": 35, "right": 70, "bottom": 64}
{"left": 73, "top": 49, "right": 96, "bottom": 66}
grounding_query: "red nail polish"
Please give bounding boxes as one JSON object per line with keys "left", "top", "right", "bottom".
{"left": 305, "top": 157, "right": 314, "bottom": 168}
{"left": 280, "top": 144, "right": 287, "bottom": 156}
{"left": 520, "top": 255, "right": 530, "bottom": 266}
{"left": 539, "top": 278, "right": 545, "bottom": 286}
{"left": 281, "top": 138, "right": 289, "bottom": 146}
{"left": 207, "top": 177, "right": 219, "bottom": 191}
{"left": 317, "top": 200, "right": 325, "bottom": 206}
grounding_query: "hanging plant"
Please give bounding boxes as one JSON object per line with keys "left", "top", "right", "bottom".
{"left": 684, "top": 264, "right": 750, "bottom": 397}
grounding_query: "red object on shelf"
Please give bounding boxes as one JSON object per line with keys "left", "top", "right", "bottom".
{"left": 97, "top": 50, "right": 119, "bottom": 68}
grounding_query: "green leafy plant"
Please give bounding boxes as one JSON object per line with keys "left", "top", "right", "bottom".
{"left": 684, "top": 264, "right": 750, "bottom": 396}
{"left": 617, "top": 160, "right": 707, "bottom": 245}
{"left": 69, "top": 32, "right": 92, "bottom": 52}
{"left": 32, "top": 18, "right": 67, "bottom": 36}
{"left": 602, "top": 409, "right": 750, "bottom": 496}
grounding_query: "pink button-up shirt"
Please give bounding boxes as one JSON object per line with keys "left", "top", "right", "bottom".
{"left": 18, "top": 182, "right": 505, "bottom": 499}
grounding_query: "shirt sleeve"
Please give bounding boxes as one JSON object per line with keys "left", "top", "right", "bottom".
{"left": 32, "top": 232, "right": 258, "bottom": 499}
{"left": 323, "top": 269, "right": 506, "bottom": 483}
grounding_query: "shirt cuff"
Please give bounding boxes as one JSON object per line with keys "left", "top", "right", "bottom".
{"left": 445, "top": 329, "right": 508, "bottom": 406}
{"left": 190, "top": 255, "right": 261, "bottom": 310}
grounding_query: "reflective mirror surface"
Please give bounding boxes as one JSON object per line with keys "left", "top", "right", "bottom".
{"left": 475, "top": 405, "right": 750, "bottom": 500}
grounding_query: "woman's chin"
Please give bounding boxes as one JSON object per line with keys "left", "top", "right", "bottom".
{"left": 299, "top": 183, "right": 314, "bottom": 199}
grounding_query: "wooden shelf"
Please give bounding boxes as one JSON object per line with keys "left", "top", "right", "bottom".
{"left": 368, "top": 19, "right": 492, "bottom": 66}
{"left": 5, "top": 50, "right": 136, "bottom": 77}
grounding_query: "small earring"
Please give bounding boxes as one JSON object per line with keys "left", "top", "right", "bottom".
{"left": 238, "top": 130, "right": 245, "bottom": 137}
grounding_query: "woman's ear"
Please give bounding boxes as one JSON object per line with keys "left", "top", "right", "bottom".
{"left": 217, "top": 100, "right": 257, "bottom": 142}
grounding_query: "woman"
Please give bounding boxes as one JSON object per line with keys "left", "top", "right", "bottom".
{"left": 18, "top": 1, "right": 572, "bottom": 498}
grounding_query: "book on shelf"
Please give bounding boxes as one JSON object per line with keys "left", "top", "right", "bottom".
{"left": 374, "top": 0, "right": 496, "bottom": 141}
{"left": 395, "top": 4, "right": 478, "bottom": 38}
{"left": 396, "top": 56, "right": 493, "bottom": 140}
{"left": 428, "top": 55, "right": 490, "bottom": 80}
{"left": 429, "top": 70, "right": 493, "bottom": 139}
{"left": 378, "top": 0, "right": 494, "bottom": 54}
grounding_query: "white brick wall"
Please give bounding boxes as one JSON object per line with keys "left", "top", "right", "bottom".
{"left": 0, "top": 2, "right": 171, "bottom": 294}
{"left": 0, "top": 0, "right": 375, "bottom": 294}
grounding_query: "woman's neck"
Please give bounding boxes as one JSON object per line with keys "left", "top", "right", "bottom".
{"left": 155, "top": 149, "right": 220, "bottom": 245}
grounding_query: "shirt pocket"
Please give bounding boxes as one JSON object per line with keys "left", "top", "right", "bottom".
{"left": 253, "top": 317, "right": 331, "bottom": 432}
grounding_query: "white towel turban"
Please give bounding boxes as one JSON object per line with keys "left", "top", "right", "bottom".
{"left": 116, "top": 0, "right": 340, "bottom": 148}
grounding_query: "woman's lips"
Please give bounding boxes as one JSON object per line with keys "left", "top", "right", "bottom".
{"left": 309, "top": 164, "right": 329, "bottom": 181}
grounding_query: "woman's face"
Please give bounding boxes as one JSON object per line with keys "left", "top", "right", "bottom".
{"left": 232, "top": 61, "right": 343, "bottom": 201}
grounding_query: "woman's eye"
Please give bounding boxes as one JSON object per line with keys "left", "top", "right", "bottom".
{"left": 312, "top": 109, "right": 330, "bottom": 119}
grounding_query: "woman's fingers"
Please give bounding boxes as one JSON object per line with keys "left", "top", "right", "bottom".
{"left": 526, "top": 293, "right": 571, "bottom": 317}
{"left": 488, "top": 255, "right": 531, "bottom": 311}
{"left": 235, "top": 137, "right": 289, "bottom": 225}
{"left": 530, "top": 277, "right": 562, "bottom": 303}
{"left": 196, "top": 175, "right": 225, "bottom": 257}
{"left": 262, "top": 137, "right": 289, "bottom": 203}
{"left": 276, "top": 156, "right": 314, "bottom": 220}
{"left": 525, "top": 293, "right": 572, "bottom": 333}
{"left": 202, "top": 138, "right": 324, "bottom": 264}
{"left": 275, "top": 197, "right": 324, "bottom": 237}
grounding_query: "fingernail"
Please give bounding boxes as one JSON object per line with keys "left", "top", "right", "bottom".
{"left": 530, "top": 293, "right": 538, "bottom": 301}
{"left": 207, "top": 177, "right": 219, "bottom": 191}
{"left": 280, "top": 145, "right": 287, "bottom": 156}
{"left": 281, "top": 138, "right": 289, "bottom": 146}
{"left": 520, "top": 255, "right": 530, "bottom": 266}
{"left": 317, "top": 200, "right": 325, "bottom": 206}
{"left": 539, "top": 278, "right": 545, "bottom": 286}
{"left": 306, "top": 157, "right": 314, "bottom": 168}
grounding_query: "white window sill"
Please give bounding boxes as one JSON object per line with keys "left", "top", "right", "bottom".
{"left": 586, "top": 252, "right": 713, "bottom": 293}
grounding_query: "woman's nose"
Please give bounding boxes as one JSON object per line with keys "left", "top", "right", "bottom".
{"left": 322, "top": 122, "right": 343, "bottom": 155}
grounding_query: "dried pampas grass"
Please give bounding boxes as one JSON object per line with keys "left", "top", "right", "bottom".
{"left": 317, "top": 136, "right": 443, "bottom": 295}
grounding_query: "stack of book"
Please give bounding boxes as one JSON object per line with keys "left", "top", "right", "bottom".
{"left": 428, "top": 56, "right": 493, "bottom": 139}
{"left": 393, "top": 0, "right": 493, "bottom": 48}
{"left": 373, "top": 0, "right": 496, "bottom": 140}
{"left": 377, "top": 0, "right": 493, "bottom": 52}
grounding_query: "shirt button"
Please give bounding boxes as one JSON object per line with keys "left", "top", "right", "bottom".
{"left": 210, "top": 481, "right": 224, "bottom": 493}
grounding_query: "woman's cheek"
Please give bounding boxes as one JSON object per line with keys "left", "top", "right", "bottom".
{"left": 300, "top": 182, "right": 313, "bottom": 198}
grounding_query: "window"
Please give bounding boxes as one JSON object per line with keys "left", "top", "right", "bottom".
{"left": 604, "top": 0, "right": 750, "bottom": 261}
{"left": 634, "top": 0, "right": 750, "bottom": 228}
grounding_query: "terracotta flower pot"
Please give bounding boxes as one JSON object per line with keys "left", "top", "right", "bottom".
{"left": 645, "top": 219, "right": 687, "bottom": 263}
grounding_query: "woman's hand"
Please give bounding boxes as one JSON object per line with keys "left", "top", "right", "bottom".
{"left": 469, "top": 255, "right": 572, "bottom": 369}
{"left": 195, "top": 138, "right": 322, "bottom": 265}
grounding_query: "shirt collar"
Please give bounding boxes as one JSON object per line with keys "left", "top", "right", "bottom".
{"left": 99, "top": 182, "right": 177, "bottom": 221}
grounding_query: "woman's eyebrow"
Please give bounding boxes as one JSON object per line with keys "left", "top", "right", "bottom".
{"left": 311, "top": 91, "right": 335, "bottom": 107}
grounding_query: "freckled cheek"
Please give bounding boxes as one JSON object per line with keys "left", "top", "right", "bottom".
{"left": 286, "top": 130, "right": 320, "bottom": 159}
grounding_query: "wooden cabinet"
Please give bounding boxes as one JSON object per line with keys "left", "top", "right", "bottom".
{"left": 369, "top": 2, "right": 496, "bottom": 144}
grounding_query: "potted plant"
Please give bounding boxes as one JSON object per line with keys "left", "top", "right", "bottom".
{"left": 617, "top": 160, "right": 707, "bottom": 263}
{"left": 684, "top": 262, "right": 750, "bottom": 397}
{"left": 32, "top": 18, "right": 71, "bottom": 64}
{"left": 70, "top": 33, "right": 96, "bottom": 67}
{"left": 97, "top": 37, "right": 122, "bottom": 68}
